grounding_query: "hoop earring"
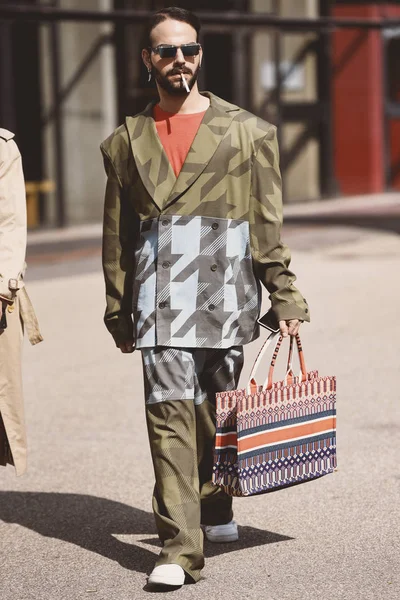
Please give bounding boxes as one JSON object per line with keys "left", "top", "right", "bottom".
{"left": 148, "top": 69, "right": 152, "bottom": 82}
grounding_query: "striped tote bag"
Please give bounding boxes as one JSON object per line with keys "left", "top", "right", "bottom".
{"left": 212, "top": 333, "right": 336, "bottom": 497}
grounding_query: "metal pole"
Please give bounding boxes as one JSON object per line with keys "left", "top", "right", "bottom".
{"left": 273, "top": 0, "right": 283, "bottom": 147}
{"left": 317, "top": 0, "right": 337, "bottom": 198}
{"left": 381, "top": 29, "right": 391, "bottom": 190}
{"left": 0, "top": 19, "right": 16, "bottom": 130}
{"left": 100, "top": 0, "right": 117, "bottom": 139}
{"left": 272, "top": 0, "right": 285, "bottom": 199}
{"left": 232, "top": 29, "right": 247, "bottom": 108}
{"left": 318, "top": 28, "right": 337, "bottom": 197}
{"left": 49, "top": 0, "right": 65, "bottom": 227}
{"left": 114, "top": 0, "right": 129, "bottom": 123}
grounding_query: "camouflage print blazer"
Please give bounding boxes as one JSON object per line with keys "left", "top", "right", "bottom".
{"left": 100, "top": 92, "right": 310, "bottom": 349}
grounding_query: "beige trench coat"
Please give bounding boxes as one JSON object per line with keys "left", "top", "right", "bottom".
{"left": 0, "top": 128, "right": 42, "bottom": 476}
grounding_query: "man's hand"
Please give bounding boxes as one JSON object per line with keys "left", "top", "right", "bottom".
{"left": 118, "top": 340, "right": 135, "bottom": 353}
{"left": 279, "top": 319, "right": 301, "bottom": 338}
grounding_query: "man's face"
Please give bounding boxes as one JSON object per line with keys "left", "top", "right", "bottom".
{"left": 144, "top": 19, "right": 202, "bottom": 96}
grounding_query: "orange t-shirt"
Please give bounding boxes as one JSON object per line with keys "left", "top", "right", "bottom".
{"left": 154, "top": 105, "right": 207, "bottom": 177}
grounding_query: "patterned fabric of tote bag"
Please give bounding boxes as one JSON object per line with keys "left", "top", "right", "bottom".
{"left": 212, "top": 333, "right": 337, "bottom": 497}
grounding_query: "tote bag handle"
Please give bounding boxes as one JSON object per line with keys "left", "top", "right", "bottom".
{"left": 247, "top": 333, "right": 307, "bottom": 394}
{"left": 280, "top": 335, "right": 299, "bottom": 387}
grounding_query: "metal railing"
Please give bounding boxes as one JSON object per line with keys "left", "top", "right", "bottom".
{"left": 1, "top": 4, "right": 400, "bottom": 29}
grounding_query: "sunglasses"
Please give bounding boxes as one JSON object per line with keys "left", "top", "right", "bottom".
{"left": 149, "top": 43, "right": 201, "bottom": 59}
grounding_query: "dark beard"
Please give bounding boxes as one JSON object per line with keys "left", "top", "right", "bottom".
{"left": 153, "top": 65, "right": 200, "bottom": 96}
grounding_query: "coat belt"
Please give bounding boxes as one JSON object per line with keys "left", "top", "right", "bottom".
{"left": 17, "top": 286, "right": 43, "bottom": 345}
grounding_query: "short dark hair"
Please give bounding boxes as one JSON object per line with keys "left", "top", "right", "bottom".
{"left": 145, "top": 7, "right": 201, "bottom": 47}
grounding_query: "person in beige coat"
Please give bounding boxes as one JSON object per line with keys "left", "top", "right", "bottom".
{"left": 0, "top": 128, "right": 42, "bottom": 476}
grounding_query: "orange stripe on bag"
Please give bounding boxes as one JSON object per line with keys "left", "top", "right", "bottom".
{"left": 238, "top": 417, "right": 337, "bottom": 452}
{"left": 215, "top": 433, "right": 237, "bottom": 448}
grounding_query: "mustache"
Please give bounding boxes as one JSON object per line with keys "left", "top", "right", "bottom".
{"left": 167, "top": 68, "right": 192, "bottom": 76}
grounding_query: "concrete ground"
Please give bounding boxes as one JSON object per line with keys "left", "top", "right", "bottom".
{"left": 1, "top": 193, "right": 400, "bottom": 600}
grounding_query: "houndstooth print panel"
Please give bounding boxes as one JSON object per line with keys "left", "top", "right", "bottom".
{"left": 132, "top": 215, "right": 260, "bottom": 348}
{"left": 141, "top": 346, "right": 244, "bottom": 405}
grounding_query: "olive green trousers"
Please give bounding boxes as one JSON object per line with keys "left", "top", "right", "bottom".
{"left": 144, "top": 347, "right": 244, "bottom": 582}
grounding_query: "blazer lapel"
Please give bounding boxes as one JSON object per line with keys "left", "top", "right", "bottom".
{"left": 126, "top": 93, "right": 240, "bottom": 212}
{"left": 164, "top": 92, "right": 239, "bottom": 209}
{"left": 126, "top": 103, "right": 176, "bottom": 212}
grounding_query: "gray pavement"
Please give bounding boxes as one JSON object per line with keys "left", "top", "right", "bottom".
{"left": 1, "top": 194, "right": 400, "bottom": 599}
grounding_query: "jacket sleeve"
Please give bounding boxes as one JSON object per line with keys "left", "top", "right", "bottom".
{"left": 100, "top": 144, "right": 139, "bottom": 347}
{"left": 249, "top": 125, "right": 310, "bottom": 330}
{"left": 0, "top": 138, "right": 27, "bottom": 300}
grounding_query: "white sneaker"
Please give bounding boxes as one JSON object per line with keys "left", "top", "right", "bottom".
{"left": 148, "top": 564, "right": 185, "bottom": 586}
{"left": 204, "top": 520, "right": 239, "bottom": 543}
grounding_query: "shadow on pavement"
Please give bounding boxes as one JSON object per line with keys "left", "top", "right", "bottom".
{"left": 0, "top": 492, "right": 293, "bottom": 573}
{"left": 140, "top": 526, "right": 293, "bottom": 559}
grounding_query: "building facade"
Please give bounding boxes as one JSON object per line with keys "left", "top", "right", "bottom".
{"left": 0, "top": 1, "right": 399, "bottom": 227}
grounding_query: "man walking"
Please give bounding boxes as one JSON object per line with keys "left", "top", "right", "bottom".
{"left": 0, "top": 129, "right": 42, "bottom": 476}
{"left": 101, "top": 7, "right": 309, "bottom": 587}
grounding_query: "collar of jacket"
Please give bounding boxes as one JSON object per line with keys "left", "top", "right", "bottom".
{"left": 125, "top": 91, "right": 241, "bottom": 212}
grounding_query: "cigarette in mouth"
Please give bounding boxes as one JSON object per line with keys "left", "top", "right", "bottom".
{"left": 181, "top": 73, "right": 190, "bottom": 93}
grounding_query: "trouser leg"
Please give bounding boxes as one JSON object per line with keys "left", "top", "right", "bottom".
{"left": 142, "top": 346, "right": 243, "bottom": 582}
{"left": 195, "top": 398, "right": 233, "bottom": 526}
{"left": 195, "top": 347, "right": 244, "bottom": 526}
{"left": 146, "top": 399, "right": 204, "bottom": 582}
